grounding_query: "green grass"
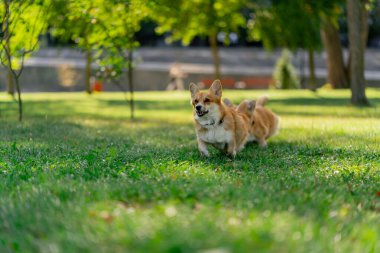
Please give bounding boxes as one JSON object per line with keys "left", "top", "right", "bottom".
{"left": 0, "top": 89, "right": 379, "bottom": 253}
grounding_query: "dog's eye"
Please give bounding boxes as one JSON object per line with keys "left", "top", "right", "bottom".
{"left": 194, "top": 99, "right": 198, "bottom": 104}
{"left": 204, "top": 98, "right": 210, "bottom": 103}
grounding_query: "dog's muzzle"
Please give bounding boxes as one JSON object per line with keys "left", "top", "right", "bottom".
{"left": 196, "top": 109, "right": 208, "bottom": 117}
{"left": 195, "top": 105, "right": 208, "bottom": 117}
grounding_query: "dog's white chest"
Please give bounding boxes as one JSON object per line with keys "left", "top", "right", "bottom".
{"left": 198, "top": 125, "right": 232, "bottom": 144}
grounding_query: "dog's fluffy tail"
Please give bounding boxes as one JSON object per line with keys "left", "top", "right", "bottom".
{"left": 256, "top": 95, "right": 268, "bottom": 107}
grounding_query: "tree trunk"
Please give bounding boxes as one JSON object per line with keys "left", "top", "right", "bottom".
{"left": 13, "top": 75, "right": 23, "bottom": 121}
{"left": 85, "top": 49, "right": 92, "bottom": 94}
{"left": 208, "top": 32, "right": 221, "bottom": 80}
{"left": 298, "top": 51, "right": 306, "bottom": 89}
{"left": 361, "top": 0, "right": 370, "bottom": 47}
{"left": 7, "top": 69, "right": 14, "bottom": 96}
{"left": 347, "top": 0, "right": 368, "bottom": 105}
{"left": 3, "top": 1, "right": 14, "bottom": 96}
{"left": 3, "top": 0, "right": 21, "bottom": 120}
{"left": 307, "top": 48, "right": 317, "bottom": 91}
{"left": 128, "top": 50, "right": 134, "bottom": 119}
{"left": 321, "top": 19, "right": 349, "bottom": 88}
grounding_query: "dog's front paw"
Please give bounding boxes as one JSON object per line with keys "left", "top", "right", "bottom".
{"left": 199, "top": 149, "right": 210, "bottom": 157}
{"left": 227, "top": 150, "right": 236, "bottom": 159}
{"left": 258, "top": 139, "right": 268, "bottom": 148}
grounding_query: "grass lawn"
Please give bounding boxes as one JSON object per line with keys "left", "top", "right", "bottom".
{"left": 0, "top": 89, "right": 379, "bottom": 253}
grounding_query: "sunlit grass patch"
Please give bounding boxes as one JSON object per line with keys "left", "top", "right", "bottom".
{"left": 0, "top": 89, "right": 379, "bottom": 252}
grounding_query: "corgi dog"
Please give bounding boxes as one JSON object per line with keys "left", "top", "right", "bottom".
{"left": 189, "top": 80, "right": 250, "bottom": 157}
{"left": 224, "top": 96, "right": 280, "bottom": 147}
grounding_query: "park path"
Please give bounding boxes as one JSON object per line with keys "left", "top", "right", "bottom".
{"left": 29, "top": 47, "right": 380, "bottom": 81}
{"left": 1, "top": 47, "right": 379, "bottom": 92}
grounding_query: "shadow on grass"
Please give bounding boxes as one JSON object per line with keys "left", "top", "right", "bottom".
{"left": 1, "top": 116, "right": 379, "bottom": 252}
{"left": 2, "top": 93, "right": 380, "bottom": 122}
{"left": 1, "top": 117, "right": 379, "bottom": 218}
{"left": 1, "top": 93, "right": 380, "bottom": 252}
{"left": 269, "top": 97, "right": 380, "bottom": 107}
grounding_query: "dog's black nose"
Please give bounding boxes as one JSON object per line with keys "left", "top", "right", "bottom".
{"left": 195, "top": 105, "right": 202, "bottom": 111}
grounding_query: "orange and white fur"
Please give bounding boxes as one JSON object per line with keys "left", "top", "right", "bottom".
{"left": 224, "top": 96, "right": 280, "bottom": 147}
{"left": 190, "top": 80, "right": 250, "bottom": 157}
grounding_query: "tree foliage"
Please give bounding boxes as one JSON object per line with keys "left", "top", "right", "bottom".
{"left": 48, "top": 0, "right": 148, "bottom": 116}
{"left": 49, "top": 0, "right": 102, "bottom": 51}
{"left": 0, "top": 0, "right": 51, "bottom": 121}
{"left": 152, "top": 0, "right": 247, "bottom": 45}
{"left": 151, "top": 0, "right": 247, "bottom": 78}
{"left": 248, "top": 0, "right": 342, "bottom": 51}
{"left": 0, "top": 0, "right": 48, "bottom": 70}
{"left": 48, "top": 0, "right": 108, "bottom": 93}
{"left": 94, "top": 0, "right": 148, "bottom": 79}
{"left": 248, "top": 0, "right": 345, "bottom": 90}
{"left": 93, "top": 0, "right": 149, "bottom": 119}
{"left": 0, "top": 0, "right": 374, "bottom": 113}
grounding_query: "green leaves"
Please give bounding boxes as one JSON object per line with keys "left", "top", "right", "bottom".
{"left": 49, "top": 0, "right": 148, "bottom": 80}
{"left": 152, "top": 0, "right": 247, "bottom": 45}
{"left": 0, "top": 0, "right": 49, "bottom": 70}
{"left": 93, "top": 0, "right": 148, "bottom": 80}
{"left": 248, "top": 0, "right": 342, "bottom": 51}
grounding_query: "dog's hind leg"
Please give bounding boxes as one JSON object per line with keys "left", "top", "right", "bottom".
{"left": 227, "top": 139, "right": 237, "bottom": 158}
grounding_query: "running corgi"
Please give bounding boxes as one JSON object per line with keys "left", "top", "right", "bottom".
{"left": 190, "top": 80, "right": 250, "bottom": 157}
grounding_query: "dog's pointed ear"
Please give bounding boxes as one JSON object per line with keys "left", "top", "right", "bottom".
{"left": 210, "top": 79, "right": 222, "bottom": 99}
{"left": 189, "top": 83, "right": 199, "bottom": 98}
{"left": 247, "top": 100, "right": 256, "bottom": 112}
{"left": 223, "top": 98, "right": 234, "bottom": 107}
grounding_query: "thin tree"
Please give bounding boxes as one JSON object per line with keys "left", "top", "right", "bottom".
{"left": 1, "top": 0, "right": 14, "bottom": 96}
{"left": 94, "top": 0, "right": 148, "bottom": 119}
{"left": 0, "top": 0, "right": 49, "bottom": 121}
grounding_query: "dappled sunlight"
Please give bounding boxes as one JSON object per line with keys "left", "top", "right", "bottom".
{"left": 279, "top": 116, "right": 380, "bottom": 145}
{"left": 272, "top": 105, "right": 380, "bottom": 118}
{"left": 1, "top": 90, "right": 379, "bottom": 252}
{"left": 2, "top": 89, "right": 380, "bottom": 121}
{"left": 1, "top": 0, "right": 379, "bottom": 249}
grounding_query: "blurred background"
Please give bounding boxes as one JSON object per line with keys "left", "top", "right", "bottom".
{"left": 0, "top": 0, "right": 379, "bottom": 104}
